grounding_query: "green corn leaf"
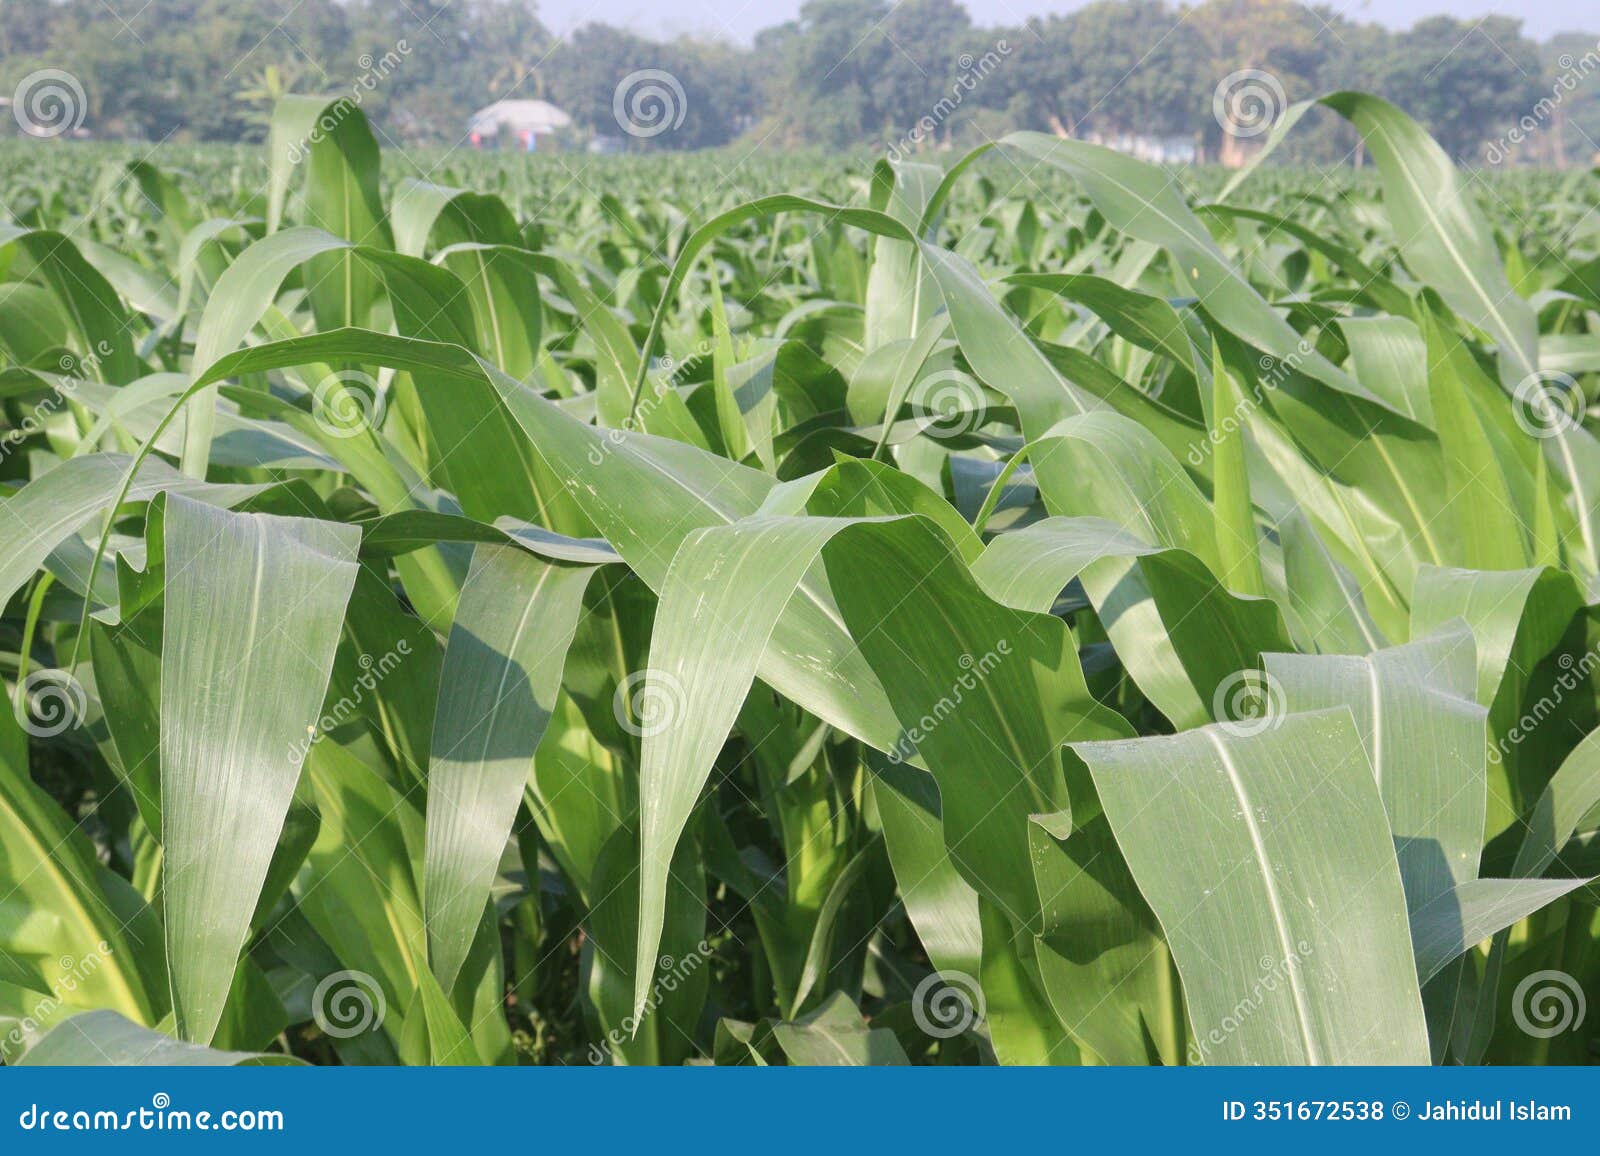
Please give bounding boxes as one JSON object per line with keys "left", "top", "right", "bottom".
{"left": 17, "top": 1010, "right": 300, "bottom": 1066}
{"left": 771, "top": 992, "right": 909, "bottom": 1066}
{"left": 1076, "top": 711, "right": 1431, "bottom": 1064}
{"left": 159, "top": 495, "right": 359, "bottom": 1043}
{"left": 1266, "top": 626, "right": 1487, "bottom": 913}
{"left": 425, "top": 541, "right": 604, "bottom": 990}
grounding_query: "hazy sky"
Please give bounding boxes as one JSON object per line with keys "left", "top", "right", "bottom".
{"left": 533, "top": 0, "right": 1597, "bottom": 44}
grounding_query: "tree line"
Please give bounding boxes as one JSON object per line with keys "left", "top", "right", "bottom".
{"left": 2, "top": 0, "right": 1597, "bottom": 164}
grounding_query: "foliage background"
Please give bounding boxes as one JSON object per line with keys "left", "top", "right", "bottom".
{"left": 0, "top": 0, "right": 1596, "bottom": 164}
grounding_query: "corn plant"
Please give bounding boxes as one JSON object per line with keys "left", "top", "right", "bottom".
{"left": 1, "top": 91, "right": 1597, "bottom": 1067}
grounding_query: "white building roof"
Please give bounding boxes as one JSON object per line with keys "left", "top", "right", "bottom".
{"left": 469, "top": 99, "right": 571, "bottom": 136}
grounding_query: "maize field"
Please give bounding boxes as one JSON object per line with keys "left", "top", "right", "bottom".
{"left": 1, "top": 91, "right": 1598, "bottom": 1067}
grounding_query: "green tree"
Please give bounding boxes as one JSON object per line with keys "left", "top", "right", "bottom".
{"left": 1377, "top": 15, "right": 1543, "bottom": 161}
{"left": 1534, "top": 34, "right": 1600, "bottom": 167}
{"left": 869, "top": 0, "right": 974, "bottom": 140}
{"left": 543, "top": 23, "right": 755, "bottom": 150}
{"left": 762, "top": 0, "right": 890, "bottom": 150}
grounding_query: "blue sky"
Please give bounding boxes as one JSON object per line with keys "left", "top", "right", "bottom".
{"left": 532, "top": 0, "right": 1596, "bottom": 44}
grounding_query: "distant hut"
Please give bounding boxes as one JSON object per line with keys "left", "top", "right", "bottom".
{"left": 467, "top": 99, "right": 571, "bottom": 152}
